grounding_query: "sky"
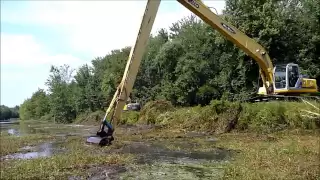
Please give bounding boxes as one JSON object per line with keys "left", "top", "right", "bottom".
{"left": 1, "top": 0, "right": 226, "bottom": 107}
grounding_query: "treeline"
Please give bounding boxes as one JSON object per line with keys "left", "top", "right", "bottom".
{"left": 19, "top": 0, "right": 320, "bottom": 123}
{"left": 0, "top": 105, "right": 19, "bottom": 120}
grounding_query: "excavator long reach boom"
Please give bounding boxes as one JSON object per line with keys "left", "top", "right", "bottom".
{"left": 91, "top": 0, "right": 161, "bottom": 146}
{"left": 178, "top": 0, "right": 274, "bottom": 94}
{"left": 90, "top": 0, "right": 318, "bottom": 146}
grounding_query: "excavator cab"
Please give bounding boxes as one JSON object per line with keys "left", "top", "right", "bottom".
{"left": 258, "top": 63, "right": 318, "bottom": 96}
{"left": 273, "top": 63, "right": 318, "bottom": 94}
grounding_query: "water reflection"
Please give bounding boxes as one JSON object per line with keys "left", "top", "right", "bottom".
{"left": 0, "top": 120, "right": 95, "bottom": 137}
{"left": 1, "top": 142, "right": 64, "bottom": 160}
{"left": 0, "top": 119, "right": 94, "bottom": 161}
{"left": 7, "top": 128, "right": 20, "bottom": 136}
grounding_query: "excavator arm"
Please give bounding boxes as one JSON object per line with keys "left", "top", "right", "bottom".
{"left": 94, "top": 0, "right": 161, "bottom": 146}
{"left": 177, "top": 0, "right": 274, "bottom": 94}
{"left": 93, "top": 0, "right": 277, "bottom": 146}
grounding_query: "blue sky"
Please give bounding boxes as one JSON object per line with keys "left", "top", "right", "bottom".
{"left": 1, "top": 0, "right": 225, "bottom": 107}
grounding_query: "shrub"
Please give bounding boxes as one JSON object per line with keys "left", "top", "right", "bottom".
{"left": 75, "top": 110, "right": 105, "bottom": 125}
{"left": 138, "top": 100, "right": 175, "bottom": 124}
{"left": 120, "top": 111, "right": 140, "bottom": 125}
{"left": 76, "top": 100, "right": 320, "bottom": 134}
{"left": 137, "top": 100, "right": 320, "bottom": 133}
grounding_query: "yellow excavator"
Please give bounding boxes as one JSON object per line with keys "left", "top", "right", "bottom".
{"left": 87, "top": 0, "right": 319, "bottom": 146}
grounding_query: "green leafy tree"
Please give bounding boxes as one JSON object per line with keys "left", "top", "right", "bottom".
{"left": 46, "top": 64, "right": 76, "bottom": 123}
{"left": 18, "top": 0, "right": 320, "bottom": 122}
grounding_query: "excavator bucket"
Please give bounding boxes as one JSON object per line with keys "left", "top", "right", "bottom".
{"left": 86, "top": 118, "right": 115, "bottom": 146}
{"left": 86, "top": 135, "right": 114, "bottom": 146}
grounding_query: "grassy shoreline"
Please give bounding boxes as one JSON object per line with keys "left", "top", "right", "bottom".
{"left": 76, "top": 100, "right": 320, "bottom": 133}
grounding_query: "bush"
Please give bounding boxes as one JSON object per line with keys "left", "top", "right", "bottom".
{"left": 138, "top": 100, "right": 175, "bottom": 124}
{"left": 157, "top": 100, "right": 242, "bottom": 134}
{"left": 239, "top": 102, "right": 288, "bottom": 133}
{"left": 238, "top": 101, "right": 320, "bottom": 133}
{"left": 76, "top": 100, "right": 319, "bottom": 134}
{"left": 120, "top": 111, "right": 140, "bottom": 125}
{"left": 75, "top": 110, "right": 105, "bottom": 125}
{"left": 39, "top": 114, "right": 54, "bottom": 122}
{"left": 136, "top": 100, "right": 320, "bottom": 133}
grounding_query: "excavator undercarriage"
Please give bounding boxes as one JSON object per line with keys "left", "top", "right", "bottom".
{"left": 244, "top": 94, "right": 320, "bottom": 103}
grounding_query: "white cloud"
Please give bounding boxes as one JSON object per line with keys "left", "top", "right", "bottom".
{"left": 66, "top": 0, "right": 226, "bottom": 57}
{"left": 0, "top": 33, "right": 84, "bottom": 106}
{"left": 2, "top": 0, "right": 225, "bottom": 57}
{"left": 0, "top": 0, "right": 226, "bottom": 106}
{"left": 0, "top": 33, "right": 84, "bottom": 68}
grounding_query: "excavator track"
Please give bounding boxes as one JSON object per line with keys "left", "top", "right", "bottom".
{"left": 86, "top": 136, "right": 114, "bottom": 146}
{"left": 243, "top": 94, "right": 320, "bottom": 103}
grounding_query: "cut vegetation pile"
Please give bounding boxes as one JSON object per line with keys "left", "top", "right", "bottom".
{"left": 74, "top": 99, "right": 319, "bottom": 134}
{"left": 74, "top": 110, "right": 105, "bottom": 125}
{"left": 120, "top": 100, "right": 320, "bottom": 134}
{"left": 138, "top": 100, "right": 175, "bottom": 124}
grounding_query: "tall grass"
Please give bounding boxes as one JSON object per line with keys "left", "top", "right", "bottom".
{"left": 75, "top": 99, "right": 319, "bottom": 133}
{"left": 123, "top": 100, "right": 320, "bottom": 133}
{"left": 300, "top": 99, "right": 320, "bottom": 119}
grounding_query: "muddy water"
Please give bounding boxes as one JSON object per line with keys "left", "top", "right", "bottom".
{"left": 1, "top": 142, "right": 66, "bottom": 160}
{"left": 112, "top": 141, "right": 233, "bottom": 164}
{"left": 0, "top": 121, "right": 95, "bottom": 137}
{"left": 1, "top": 120, "right": 235, "bottom": 179}
{"left": 0, "top": 120, "right": 96, "bottom": 160}
{"left": 72, "top": 140, "right": 233, "bottom": 180}
{"left": 104, "top": 140, "right": 235, "bottom": 180}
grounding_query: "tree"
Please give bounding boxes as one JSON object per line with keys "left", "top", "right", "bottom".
{"left": 18, "top": 1, "right": 320, "bottom": 122}
{"left": 46, "top": 64, "right": 76, "bottom": 123}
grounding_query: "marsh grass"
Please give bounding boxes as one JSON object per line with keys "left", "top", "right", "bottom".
{"left": 137, "top": 129, "right": 319, "bottom": 180}
{"left": 220, "top": 131, "right": 320, "bottom": 180}
{"left": 0, "top": 133, "right": 56, "bottom": 156}
{"left": 0, "top": 135, "right": 135, "bottom": 179}
{"left": 76, "top": 100, "right": 320, "bottom": 134}
{"left": 120, "top": 161, "right": 226, "bottom": 179}
{"left": 4, "top": 100, "right": 318, "bottom": 179}
{"left": 72, "top": 99, "right": 320, "bottom": 180}
{"left": 74, "top": 110, "right": 105, "bottom": 125}
{"left": 238, "top": 100, "right": 320, "bottom": 132}
{"left": 1, "top": 127, "right": 318, "bottom": 179}
{"left": 1, "top": 151, "right": 134, "bottom": 180}
{"left": 301, "top": 99, "right": 320, "bottom": 121}
{"left": 129, "top": 100, "right": 320, "bottom": 134}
